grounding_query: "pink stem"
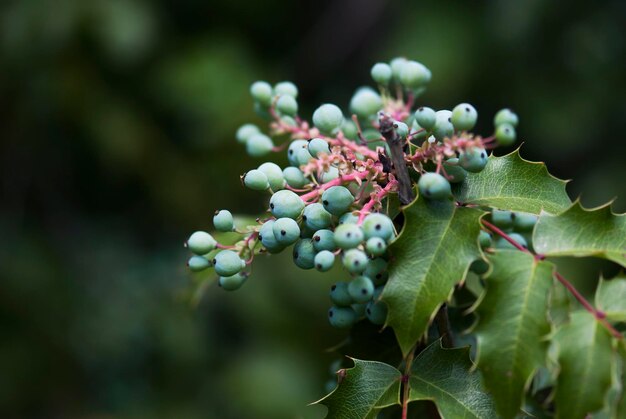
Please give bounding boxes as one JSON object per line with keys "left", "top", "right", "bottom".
{"left": 356, "top": 180, "right": 398, "bottom": 225}
{"left": 299, "top": 170, "right": 375, "bottom": 202}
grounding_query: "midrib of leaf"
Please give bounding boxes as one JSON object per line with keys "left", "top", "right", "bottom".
{"left": 409, "top": 375, "right": 483, "bottom": 418}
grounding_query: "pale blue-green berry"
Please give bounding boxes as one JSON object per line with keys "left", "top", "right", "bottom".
{"left": 312, "top": 104, "right": 343, "bottom": 134}
{"left": 495, "top": 233, "right": 528, "bottom": 250}
{"left": 362, "top": 213, "right": 395, "bottom": 241}
{"left": 513, "top": 212, "right": 538, "bottom": 232}
{"left": 330, "top": 282, "right": 352, "bottom": 306}
{"left": 258, "top": 162, "right": 285, "bottom": 191}
{"left": 314, "top": 250, "right": 335, "bottom": 272}
{"left": 259, "top": 220, "right": 284, "bottom": 253}
{"left": 273, "top": 217, "right": 300, "bottom": 245}
{"left": 418, "top": 172, "right": 451, "bottom": 200}
{"left": 342, "top": 248, "right": 369, "bottom": 274}
{"left": 235, "top": 123, "right": 259, "bottom": 144}
{"left": 348, "top": 275, "right": 375, "bottom": 303}
{"left": 322, "top": 186, "right": 354, "bottom": 216}
{"left": 269, "top": 190, "right": 305, "bottom": 219}
{"left": 295, "top": 146, "right": 313, "bottom": 166}
{"left": 188, "top": 255, "right": 211, "bottom": 272}
{"left": 432, "top": 110, "right": 454, "bottom": 140}
{"left": 276, "top": 94, "right": 298, "bottom": 116}
{"left": 399, "top": 60, "right": 431, "bottom": 88}
{"left": 187, "top": 231, "right": 217, "bottom": 254}
{"left": 293, "top": 239, "right": 316, "bottom": 269}
{"left": 254, "top": 101, "right": 271, "bottom": 119}
{"left": 287, "top": 139, "right": 308, "bottom": 166}
{"left": 246, "top": 133, "right": 273, "bottom": 157}
{"left": 219, "top": 272, "right": 248, "bottom": 291}
{"left": 303, "top": 203, "right": 332, "bottom": 230}
{"left": 393, "top": 121, "right": 409, "bottom": 138}
{"left": 414, "top": 106, "right": 437, "bottom": 130}
{"left": 243, "top": 169, "right": 269, "bottom": 191}
{"left": 491, "top": 209, "right": 515, "bottom": 228}
{"left": 410, "top": 120, "right": 429, "bottom": 140}
{"left": 479, "top": 230, "right": 492, "bottom": 248}
{"left": 338, "top": 212, "right": 358, "bottom": 225}
{"left": 250, "top": 81, "right": 272, "bottom": 105}
{"left": 274, "top": 81, "right": 298, "bottom": 98}
{"left": 390, "top": 57, "right": 408, "bottom": 80}
{"left": 349, "top": 87, "right": 383, "bottom": 118}
{"left": 366, "top": 237, "right": 387, "bottom": 256}
{"left": 341, "top": 119, "right": 358, "bottom": 139}
{"left": 451, "top": 103, "right": 478, "bottom": 131}
{"left": 320, "top": 166, "right": 339, "bottom": 183}
{"left": 470, "top": 259, "right": 489, "bottom": 275}
{"left": 300, "top": 225, "right": 315, "bottom": 239}
{"left": 312, "top": 229, "right": 336, "bottom": 252}
{"left": 213, "top": 210, "right": 234, "bottom": 232}
{"left": 442, "top": 158, "right": 467, "bottom": 183}
{"left": 371, "top": 62, "right": 392, "bottom": 85}
{"left": 458, "top": 147, "right": 488, "bottom": 173}
{"left": 352, "top": 303, "right": 367, "bottom": 318}
{"left": 281, "top": 115, "right": 297, "bottom": 126}
{"left": 213, "top": 250, "right": 245, "bottom": 277}
{"left": 364, "top": 257, "right": 388, "bottom": 285}
{"left": 334, "top": 223, "right": 364, "bottom": 249}
{"left": 283, "top": 167, "right": 308, "bottom": 188}
{"left": 308, "top": 137, "right": 330, "bottom": 157}
{"left": 366, "top": 300, "right": 387, "bottom": 325}
{"left": 494, "top": 108, "right": 519, "bottom": 127}
{"left": 495, "top": 123, "right": 516, "bottom": 146}
{"left": 328, "top": 306, "right": 356, "bottom": 328}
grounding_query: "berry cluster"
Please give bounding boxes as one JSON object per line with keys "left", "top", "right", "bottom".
{"left": 185, "top": 57, "right": 518, "bottom": 328}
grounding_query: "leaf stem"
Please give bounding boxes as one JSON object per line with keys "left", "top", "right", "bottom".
{"left": 401, "top": 347, "right": 415, "bottom": 419}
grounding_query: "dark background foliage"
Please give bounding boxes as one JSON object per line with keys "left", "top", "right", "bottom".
{"left": 1, "top": 0, "right": 624, "bottom": 417}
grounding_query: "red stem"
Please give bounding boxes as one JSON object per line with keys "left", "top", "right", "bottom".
{"left": 299, "top": 170, "right": 376, "bottom": 202}
{"left": 356, "top": 180, "right": 398, "bottom": 224}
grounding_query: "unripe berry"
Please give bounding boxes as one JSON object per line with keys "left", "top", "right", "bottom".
{"left": 246, "top": 133, "right": 274, "bottom": 157}
{"left": 295, "top": 146, "right": 313, "bottom": 166}
{"left": 213, "top": 210, "right": 234, "bottom": 232}
{"left": 283, "top": 167, "right": 308, "bottom": 189}
{"left": 350, "top": 88, "right": 383, "bottom": 118}
{"left": 399, "top": 60, "right": 431, "bottom": 88}
{"left": 366, "top": 300, "right": 388, "bottom": 325}
{"left": 362, "top": 213, "right": 395, "bottom": 241}
{"left": 371, "top": 62, "right": 392, "bottom": 85}
{"left": 274, "top": 81, "right": 298, "bottom": 98}
{"left": 479, "top": 230, "right": 493, "bottom": 248}
{"left": 393, "top": 121, "right": 409, "bottom": 138}
{"left": 494, "top": 108, "right": 519, "bottom": 127}
{"left": 235, "top": 123, "right": 260, "bottom": 144}
{"left": 328, "top": 306, "right": 356, "bottom": 328}
{"left": 321, "top": 186, "right": 354, "bottom": 216}
{"left": 495, "top": 233, "right": 528, "bottom": 250}
{"left": 390, "top": 57, "right": 408, "bottom": 80}
{"left": 312, "top": 229, "right": 336, "bottom": 252}
{"left": 269, "top": 190, "right": 305, "bottom": 219}
{"left": 443, "top": 158, "right": 467, "bottom": 183}
{"left": 287, "top": 139, "right": 308, "bottom": 166}
{"left": 243, "top": 169, "right": 269, "bottom": 191}
{"left": 458, "top": 147, "right": 488, "bottom": 173}
{"left": 276, "top": 94, "right": 298, "bottom": 116}
{"left": 513, "top": 212, "right": 538, "bottom": 232}
{"left": 250, "top": 81, "right": 272, "bottom": 105}
{"left": 338, "top": 212, "right": 358, "bottom": 225}
{"left": 320, "top": 166, "right": 339, "bottom": 183}
{"left": 451, "top": 103, "right": 478, "bottom": 131}
{"left": 188, "top": 255, "right": 211, "bottom": 272}
{"left": 334, "top": 223, "right": 364, "bottom": 249}
{"left": 187, "top": 231, "right": 217, "bottom": 254}
{"left": 414, "top": 106, "right": 437, "bottom": 130}
{"left": 364, "top": 258, "right": 388, "bottom": 286}
{"left": 273, "top": 217, "right": 300, "bottom": 245}
{"left": 348, "top": 275, "right": 375, "bottom": 303}
{"left": 258, "top": 162, "right": 285, "bottom": 191}
{"left": 314, "top": 250, "right": 335, "bottom": 272}
{"left": 495, "top": 123, "right": 516, "bottom": 146}
{"left": 259, "top": 220, "right": 284, "bottom": 253}
{"left": 432, "top": 110, "right": 454, "bottom": 141}
{"left": 293, "top": 239, "right": 316, "bottom": 269}
{"left": 342, "top": 248, "right": 369, "bottom": 274}
{"left": 470, "top": 260, "right": 489, "bottom": 275}
{"left": 330, "top": 282, "right": 353, "bottom": 306}
{"left": 491, "top": 209, "right": 515, "bottom": 228}
{"left": 219, "top": 272, "right": 248, "bottom": 291}
{"left": 313, "top": 104, "right": 343, "bottom": 134}
{"left": 418, "top": 172, "right": 452, "bottom": 200}
{"left": 366, "top": 237, "right": 387, "bottom": 256}
{"left": 213, "top": 250, "right": 245, "bottom": 277}
{"left": 303, "top": 202, "right": 332, "bottom": 230}
{"left": 308, "top": 138, "right": 330, "bottom": 157}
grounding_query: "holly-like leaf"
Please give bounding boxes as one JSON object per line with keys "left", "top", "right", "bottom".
{"left": 533, "top": 201, "right": 626, "bottom": 268}
{"left": 553, "top": 311, "right": 614, "bottom": 419}
{"left": 453, "top": 149, "right": 571, "bottom": 214}
{"left": 382, "top": 196, "right": 483, "bottom": 356}
{"left": 595, "top": 275, "right": 626, "bottom": 322}
{"left": 315, "top": 358, "right": 401, "bottom": 419}
{"left": 472, "top": 251, "right": 554, "bottom": 419}
{"left": 409, "top": 341, "right": 496, "bottom": 419}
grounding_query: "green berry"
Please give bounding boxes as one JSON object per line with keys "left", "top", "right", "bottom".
{"left": 334, "top": 223, "right": 364, "bottom": 249}
{"left": 246, "top": 133, "right": 274, "bottom": 157}
{"left": 187, "top": 231, "right": 217, "bottom": 254}
{"left": 276, "top": 94, "right": 298, "bottom": 116}
{"left": 328, "top": 305, "right": 356, "bottom": 328}
{"left": 274, "top": 81, "right": 298, "bottom": 98}
{"left": 414, "top": 106, "right": 437, "bottom": 130}
{"left": 213, "top": 210, "right": 234, "bottom": 232}
{"left": 371, "top": 62, "right": 392, "bottom": 85}
{"left": 399, "top": 60, "right": 431, "bottom": 88}
{"left": 514, "top": 212, "right": 538, "bottom": 232}
{"left": 312, "top": 229, "right": 336, "bottom": 252}
{"left": 341, "top": 119, "right": 358, "bottom": 139}
{"left": 342, "top": 248, "right": 369, "bottom": 274}
{"left": 451, "top": 103, "right": 478, "bottom": 131}
{"left": 269, "top": 190, "right": 305, "bottom": 219}
{"left": 350, "top": 87, "right": 383, "bottom": 118}
{"left": 243, "top": 169, "right": 269, "bottom": 191}
{"left": 321, "top": 186, "right": 354, "bottom": 216}
{"left": 320, "top": 166, "right": 339, "bottom": 183}
{"left": 330, "top": 282, "right": 353, "bottom": 306}
{"left": 418, "top": 172, "right": 451, "bottom": 200}
{"left": 273, "top": 217, "right": 300, "bottom": 245}
{"left": 491, "top": 209, "right": 515, "bottom": 228}
{"left": 188, "top": 255, "right": 211, "bottom": 272}
{"left": 219, "top": 272, "right": 248, "bottom": 291}
{"left": 250, "top": 81, "right": 272, "bottom": 105}
{"left": 362, "top": 213, "right": 395, "bottom": 241}
{"left": 308, "top": 138, "right": 330, "bottom": 157}
{"left": 470, "top": 259, "right": 489, "bottom": 275}
{"left": 348, "top": 275, "right": 375, "bottom": 303}
{"left": 495, "top": 123, "right": 516, "bottom": 146}
{"left": 390, "top": 57, "right": 408, "bottom": 80}
{"left": 235, "top": 123, "right": 260, "bottom": 144}
{"left": 259, "top": 220, "right": 284, "bottom": 253}
{"left": 352, "top": 303, "right": 367, "bottom": 318}
{"left": 283, "top": 167, "right": 308, "bottom": 189}
{"left": 364, "top": 258, "right": 388, "bottom": 286}
{"left": 287, "top": 139, "right": 308, "bottom": 166}
{"left": 458, "top": 147, "right": 488, "bottom": 173}
{"left": 479, "top": 230, "right": 492, "bottom": 248}
{"left": 213, "top": 250, "right": 245, "bottom": 277}
{"left": 313, "top": 104, "right": 343, "bottom": 134}
{"left": 366, "top": 237, "right": 387, "bottom": 256}
{"left": 443, "top": 158, "right": 467, "bottom": 183}
{"left": 494, "top": 108, "right": 518, "bottom": 127}
{"left": 295, "top": 146, "right": 313, "bottom": 166}
{"left": 411, "top": 120, "right": 429, "bottom": 140}
{"left": 258, "top": 162, "right": 285, "bottom": 191}
{"left": 303, "top": 203, "right": 332, "bottom": 230}
{"left": 495, "top": 233, "right": 528, "bottom": 250}
{"left": 432, "top": 110, "right": 454, "bottom": 140}
{"left": 293, "top": 239, "right": 316, "bottom": 269}
{"left": 366, "top": 300, "right": 387, "bottom": 325}
{"left": 314, "top": 250, "right": 335, "bottom": 272}
{"left": 338, "top": 212, "right": 358, "bottom": 225}
{"left": 394, "top": 121, "right": 409, "bottom": 138}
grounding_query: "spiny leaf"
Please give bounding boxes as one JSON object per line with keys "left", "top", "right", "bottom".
{"left": 553, "top": 311, "right": 614, "bottom": 419}
{"left": 533, "top": 201, "right": 626, "bottom": 268}
{"left": 409, "top": 341, "right": 496, "bottom": 419}
{"left": 382, "top": 196, "right": 483, "bottom": 356}
{"left": 453, "top": 148, "right": 571, "bottom": 214}
{"left": 315, "top": 358, "right": 401, "bottom": 419}
{"left": 595, "top": 275, "right": 626, "bottom": 322}
{"left": 473, "top": 251, "right": 554, "bottom": 419}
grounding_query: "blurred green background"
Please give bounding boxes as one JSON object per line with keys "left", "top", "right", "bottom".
{"left": 1, "top": 0, "right": 625, "bottom": 417}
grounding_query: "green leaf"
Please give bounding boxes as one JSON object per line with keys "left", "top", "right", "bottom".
{"left": 533, "top": 201, "right": 626, "bottom": 267}
{"left": 595, "top": 275, "right": 626, "bottom": 322}
{"left": 409, "top": 341, "right": 496, "bottom": 419}
{"left": 553, "top": 311, "right": 614, "bottom": 419}
{"left": 616, "top": 342, "right": 626, "bottom": 419}
{"left": 315, "top": 358, "right": 401, "bottom": 419}
{"left": 453, "top": 148, "right": 571, "bottom": 214}
{"left": 473, "top": 251, "right": 554, "bottom": 419}
{"left": 382, "top": 196, "right": 483, "bottom": 356}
